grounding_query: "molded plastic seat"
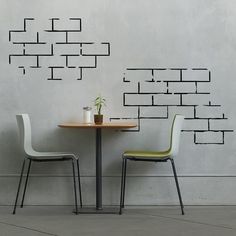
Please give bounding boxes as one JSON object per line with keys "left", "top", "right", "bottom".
{"left": 13, "top": 114, "right": 82, "bottom": 214}
{"left": 120, "top": 115, "right": 185, "bottom": 215}
{"left": 123, "top": 150, "right": 171, "bottom": 159}
{"left": 23, "top": 150, "right": 78, "bottom": 160}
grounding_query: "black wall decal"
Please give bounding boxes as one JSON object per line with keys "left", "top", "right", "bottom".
{"left": 110, "top": 68, "right": 233, "bottom": 145}
{"left": 9, "top": 18, "right": 110, "bottom": 80}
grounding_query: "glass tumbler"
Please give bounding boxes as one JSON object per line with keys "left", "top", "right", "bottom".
{"left": 83, "top": 107, "right": 92, "bottom": 123}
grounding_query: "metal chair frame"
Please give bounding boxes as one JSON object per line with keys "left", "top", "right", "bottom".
{"left": 119, "top": 157, "right": 184, "bottom": 215}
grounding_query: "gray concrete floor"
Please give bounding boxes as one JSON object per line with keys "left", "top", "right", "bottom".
{"left": 0, "top": 206, "right": 236, "bottom": 236}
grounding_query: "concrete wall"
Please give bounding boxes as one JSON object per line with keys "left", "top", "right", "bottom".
{"left": 1, "top": 0, "right": 236, "bottom": 206}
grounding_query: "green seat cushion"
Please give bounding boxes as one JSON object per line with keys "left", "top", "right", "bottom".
{"left": 123, "top": 150, "right": 171, "bottom": 159}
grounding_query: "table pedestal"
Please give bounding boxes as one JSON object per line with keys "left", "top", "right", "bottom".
{"left": 77, "top": 128, "right": 119, "bottom": 214}
{"left": 96, "top": 128, "right": 102, "bottom": 210}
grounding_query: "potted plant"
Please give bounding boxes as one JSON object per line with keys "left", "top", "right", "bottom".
{"left": 94, "top": 95, "right": 106, "bottom": 124}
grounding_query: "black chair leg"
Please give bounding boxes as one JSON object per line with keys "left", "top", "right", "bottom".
{"left": 170, "top": 159, "right": 184, "bottom": 215}
{"left": 20, "top": 159, "right": 32, "bottom": 208}
{"left": 13, "top": 159, "right": 26, "bottom": 214}
{"left": 72, "top": 160, "right": 78, "bottom": 214}
{"left": 76, "top": 159, "right": 83, "bottom": 208}
{"left": 119, "top": 158, "right": 125, "bottom": 214}
{"left": 120, "top": 158, "right": 127, "bottom": 215}
{"left": 122, "top": 158, "right": 127, "bottom": 208}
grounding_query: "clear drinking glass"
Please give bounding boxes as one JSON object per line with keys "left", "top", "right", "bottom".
{"left": 83, "top": 107, "right": 92, "bottom": 123}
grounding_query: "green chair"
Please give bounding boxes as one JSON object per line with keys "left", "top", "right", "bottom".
{"left": 119, "top": 115, "right": 185, "bottom": 215}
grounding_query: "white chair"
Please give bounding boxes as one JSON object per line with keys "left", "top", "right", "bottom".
{"left": 13, "top": 114, "right": 82, "bottom": 214}
{"left": 120, "top": 115, "right": 185, "bottom": 215}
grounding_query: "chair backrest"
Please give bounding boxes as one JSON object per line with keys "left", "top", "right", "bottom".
{"left": 16, "top": 114, "right": 35, "bottom": 156}
{"left": 169, "top": 115, "right": 185, "bottom": 157}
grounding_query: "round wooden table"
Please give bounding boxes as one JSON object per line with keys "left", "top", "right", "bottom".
{"left": 58, "top": 122, "right": 137, "bottom": 214}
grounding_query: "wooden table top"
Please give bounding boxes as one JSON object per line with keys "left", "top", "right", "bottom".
{"left": 58, "top": 122, "right": 137, "bottom": 129}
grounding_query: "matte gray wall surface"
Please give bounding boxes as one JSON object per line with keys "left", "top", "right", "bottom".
{"left": 0, "top": 0, "right": 236, "bottom": 205}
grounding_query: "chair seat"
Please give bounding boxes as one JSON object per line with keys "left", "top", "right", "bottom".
{"left": 123, "top": 149, "right": 171, "bottom": 159}
{"left": 27, "top": 151, "right": 77, "bottom": 160}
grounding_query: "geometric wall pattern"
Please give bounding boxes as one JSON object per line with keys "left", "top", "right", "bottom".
{"left": 110, "top": 68, "right": 233, "bottom": 144}
{"left": 9, "top": 18, "right": 110, "bottom": 80}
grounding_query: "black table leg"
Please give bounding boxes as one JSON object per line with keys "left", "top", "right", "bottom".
{"left": 76, "top": 128, "right": 119, "bottom": 214}
{"left": 96, "top": 128, "right": 102, "bottom": 210}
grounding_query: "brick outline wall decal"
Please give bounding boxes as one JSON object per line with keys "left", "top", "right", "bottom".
{"left": 9, "top": 18, "right": 110, "bottom": 80}
{"left": 110, "top": 67, "right": 233, "bottom": 145}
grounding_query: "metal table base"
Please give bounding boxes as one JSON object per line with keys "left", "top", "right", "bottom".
{"left": 77, "top": 128, "right": 119, "bottom": 214}
{"left": 75, "top": 207, "right": 119, "bottom": 214}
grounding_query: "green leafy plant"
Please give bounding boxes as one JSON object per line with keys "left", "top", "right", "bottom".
{"left": 94, "top": 95, "right": 106, "bottom": 115}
